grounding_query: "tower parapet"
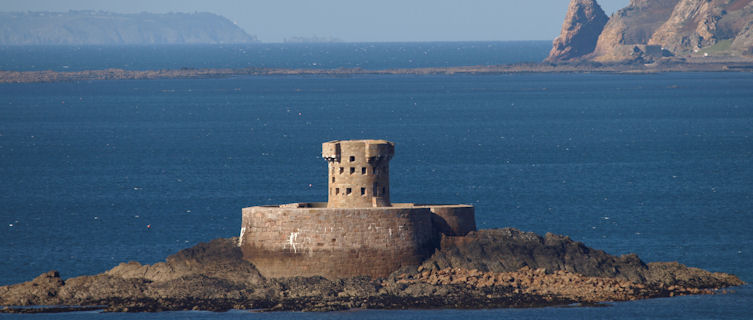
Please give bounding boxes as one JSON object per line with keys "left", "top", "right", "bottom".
{"left": 323, "top": 140, "right": 394, "bottom": 208}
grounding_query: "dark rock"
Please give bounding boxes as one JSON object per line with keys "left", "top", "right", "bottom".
{"left": 0, "top": 229, "right": 744, "bottom": 313}
{"left": 645, "top": 262, "right": 744, "bottom": 288}
{"left": 59, "top": 274, "right": 150, "bottom": 305}
{"left": 106, "top": 238, "right": 265, "bottom": 285}
{"left": 0, "top": 270, "right": 64, "bottom": 306}
{"left": 419, "top": 228, "right": 649, "bottom": 283}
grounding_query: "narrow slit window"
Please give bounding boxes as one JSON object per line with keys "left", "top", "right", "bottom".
{"left": 360, "top": 188, "right": 366, "bottom": 196}
{"left": 350, "top": 167, "right": 355, "bottom": 174}
{"left": 382, "top": 187, "right": 386, "bottom": 195}
{"left": 361, "top": 167, "right": 366, "bottom": 174}
{"left": 332, "top": 176, "right": 335, "bottom": 183}
{"left": 335, "top": 188, "right": 340, "bottom": 195}
{"left": 346, "top": 188, "right": 352, "bottom": 195}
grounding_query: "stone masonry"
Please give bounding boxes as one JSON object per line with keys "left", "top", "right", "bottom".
{"left": 239, "top": 140, "right": 476, "bottom": 279}
{"left": 323, "top": 140, "right": 394, "bottom": 208}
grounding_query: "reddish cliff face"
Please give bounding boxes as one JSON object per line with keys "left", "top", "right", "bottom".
{"left": 592, "top": 0, "right": 679, "bottom": 62}
{"left": 546, "top": 0, "right": 609, "bottom": 62}
{"left": 649, "top": 0, "right": 731, "bottom": 53}
{"left": 551, "top": 0, "right": 753, "bottom": 63}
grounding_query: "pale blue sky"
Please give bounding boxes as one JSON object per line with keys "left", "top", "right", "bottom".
{"left": 2, "top": 0, "right": 630, "bottom": 42}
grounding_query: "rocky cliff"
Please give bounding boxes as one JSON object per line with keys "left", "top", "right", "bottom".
{"left": 0, "top": 229, "right": 743, "bottom": 313}
{"left": 0, "top": 11, "right": 258, "bottom": 45}
{"left": 731, "top": 20, "right": 753, "bottom": 54}
{"left": 591, "top": 0, "right": 680, "bottom": 62}
{"left": 546, "top": 0, "right": 609, "bottom": 61}
{"left": 548, "top": 0, "right": 753, "bottom": 63}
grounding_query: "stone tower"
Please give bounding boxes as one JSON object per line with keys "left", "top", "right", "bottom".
{"left": 322, "top": 140, "right": 394, "bottom": 208}
{"left": 239, "top": 139, "right": 476, "bottom": 279}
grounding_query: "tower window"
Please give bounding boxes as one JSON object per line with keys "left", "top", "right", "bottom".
{"left": 335, "top": 188, "right": 340, "bottom": 195}
{"left": 350, "top": 167, "right": 355, "bottom": 174}
{"left": 346, "top": 188, "right": 352, "bottom": 195}
{"left": 350, "top": 156, "right": 355, "bottom": 162}
{"left": 382, "top": 187, "right": 386, "bottom": 195}
{"left": 361, "top": 187, "right": 366, "bottom": 195}
{"left": 332, "top": 176, "right": 335, "bottom": 183}
{"left": 339, "top": 167, "right": 344, "bottom": 174}
{"left": 361, "top": 167, "right": 366, "bottom": 174}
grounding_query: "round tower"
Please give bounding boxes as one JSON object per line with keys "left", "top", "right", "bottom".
{"left": 322, "top": 140, "right": 394, "bottom": 208}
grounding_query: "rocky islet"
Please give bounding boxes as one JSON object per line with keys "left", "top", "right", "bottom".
{"left": 0, "top": 229, "right": 743, "bottom": 313}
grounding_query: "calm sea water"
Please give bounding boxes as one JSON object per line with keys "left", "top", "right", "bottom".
{"left": 1, "top": 44, "right": 752, "bottom": 319}
{"left": 0, "top": 41, "right": 550, "bottom": 72}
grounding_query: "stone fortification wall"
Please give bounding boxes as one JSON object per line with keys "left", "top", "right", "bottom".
{"left": 239, "top": 203, "right": 476, "bottom": 279}
{"left": 427, "top": 205, "right": 476, "bottom": 236}
{"left": 240, "top": 139, "right": 476, "bottom": 279}
{"left": 239, "top": 204, "right": 435, "bottom": 279}
{"left": 323, "top": 140, "right": 394, "bottom": 208}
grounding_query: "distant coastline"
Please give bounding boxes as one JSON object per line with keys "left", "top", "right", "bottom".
{"left": 2, "top": 59, "right": 753, "bottom": 83}
{"left": 0, "top": 11, "right": 258, "bottom": 45}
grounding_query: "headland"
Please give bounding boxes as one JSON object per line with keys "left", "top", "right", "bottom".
{"left": 3, "top": 0, "right": 753, "bottom": 83}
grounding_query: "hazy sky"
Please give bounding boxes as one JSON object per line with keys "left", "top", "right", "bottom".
{"left": 3, "top": 0, "right": 630, "bottom": 42}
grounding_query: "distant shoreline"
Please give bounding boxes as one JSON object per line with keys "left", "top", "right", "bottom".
{"left": 2, "top": 60, "right": 753, "bottom": 83}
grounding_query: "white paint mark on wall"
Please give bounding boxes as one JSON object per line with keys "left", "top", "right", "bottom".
{"left": 289, "top": 232, "right": 299, "bottom": 253}
{"left": 238, "top": 227, "right": 246, "bottom": 247}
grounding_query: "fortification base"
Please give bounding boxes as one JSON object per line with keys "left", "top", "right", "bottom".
{"left": 239, "top": 203, "right": 475, "bottom": 279}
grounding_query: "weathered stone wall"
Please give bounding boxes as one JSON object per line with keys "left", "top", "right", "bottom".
{"left": 427, "top": 205, "right": 476, "bottom": 236}
{"left": 240, "top": 139, "right": 476, "bottom": 279}
{"left": 323, "top": 140, "right": 394, "bottom": 208}
{"left": 239, "top": 204, "right": 436, "bottom": 279}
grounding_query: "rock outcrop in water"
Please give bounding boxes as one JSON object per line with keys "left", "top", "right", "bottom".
{"left": 0, "top": 11, "right": 258, "bottom": 45}
{"left": 546, "top": 0, "right": 609, "bottom": 61}
{"left": 548, "top": 0, "right": 753, "bottom": 63}
{"left": 0, "top": 228, "right": 743, "bottom": 313}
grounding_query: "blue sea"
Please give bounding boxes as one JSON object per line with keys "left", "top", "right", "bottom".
{"left": 0, "top": 41, "right": 550, "bottom": 71}
{"left": 1, "top": 43, "right": 752, "bottom": 319}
